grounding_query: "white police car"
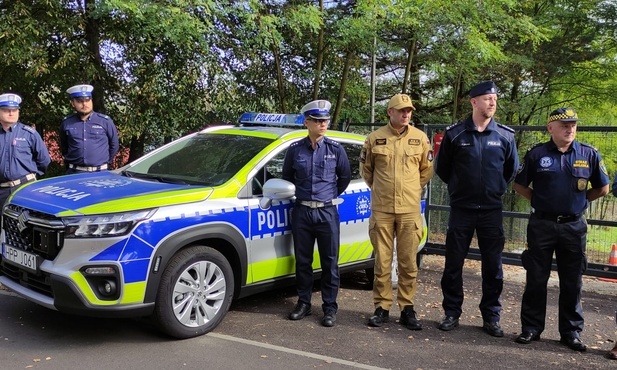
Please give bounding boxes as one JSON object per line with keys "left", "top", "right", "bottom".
{"left": 0, "top": 113, "right": 427, "bottom": 338}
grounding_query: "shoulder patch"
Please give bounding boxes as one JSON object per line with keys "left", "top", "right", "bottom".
{"left": 445, "top": 121, "right": 462, "bottom": 131}
{"left": 496, "top": 123, "right": 515, "bottom": 133}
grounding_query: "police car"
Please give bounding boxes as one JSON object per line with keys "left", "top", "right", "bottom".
{"left": 0, "top": 113, "right": 427, "bottom": 339}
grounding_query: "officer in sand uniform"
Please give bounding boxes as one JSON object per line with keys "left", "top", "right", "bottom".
{"left": 435, "top": 81, "right": 519, "bottom": 337}
{"left": 0, "top": 93, "right": 51, "bottom": 206}
{"left": 283, "top": 99, "right": 351, "bottom": 327}
{"left": 514, "top": 108, "right": 609, "bottom": 352}
{"left": 360, "top": 93, "right": 433, "bottom": 330}
{"left": 60, "top": 84, "right": 119, "bottom": 174}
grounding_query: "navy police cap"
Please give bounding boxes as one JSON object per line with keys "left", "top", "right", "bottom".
{"left": 301, "top": 100, "right": 331, "bottom": 120}
{"left": 469, "top": 81, "right": 498, "bottom": 98}
{"left": 548, "top": 107, "right": 580, "bottom": 123}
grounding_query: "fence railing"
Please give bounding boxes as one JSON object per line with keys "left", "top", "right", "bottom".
{"left": 421, "top": 124, "right": 617, "bottom": 279}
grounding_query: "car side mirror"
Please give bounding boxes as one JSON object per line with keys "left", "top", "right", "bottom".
{"left": 259, "top": 179, "right": 296, "bottom": 209}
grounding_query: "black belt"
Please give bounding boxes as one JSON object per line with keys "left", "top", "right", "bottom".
{"left": 298, "top": 200, "right": 333, "bottom": 208}
{"left": 532, "top": 211, "right": 583, "bottom": 224}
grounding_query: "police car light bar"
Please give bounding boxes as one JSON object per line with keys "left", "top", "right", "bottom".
{"left": 239, "top": 112, "right": 305, "bottom": 127}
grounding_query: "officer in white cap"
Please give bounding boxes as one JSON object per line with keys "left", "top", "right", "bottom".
{"left": 282, "top": 99, "right": 351, "bottom": 327}
{"left": 0, "top": 93, "right": 51, "bottom": 205}
{"left": 60, "top": 84, "right": 119, "bottom": 174}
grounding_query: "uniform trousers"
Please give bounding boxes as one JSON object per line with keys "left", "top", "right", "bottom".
{"left": 441, "top": 207, "right": 504, "bottom": 322}
{"left": 369, "top": 210, "right": 422, "bottom": 310}
{"left": 291, "top": 204, "right": 340, "bottom": 313}
{"left": 520, "top": 214, "right": 587, "bottom": 336}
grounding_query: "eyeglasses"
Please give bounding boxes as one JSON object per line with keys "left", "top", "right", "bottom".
{"left": 73, "top": 97, "right": 92, "bottom": 103}
{"left": 307, "top": 118, "right": 328, "bottom": 124}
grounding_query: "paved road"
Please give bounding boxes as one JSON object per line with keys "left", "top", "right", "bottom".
{"left": 1, "top": 255, "right": 616, "bottom": 369}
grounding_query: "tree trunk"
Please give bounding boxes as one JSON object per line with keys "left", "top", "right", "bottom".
{"left": 332, "top": 49, "right": 353, "bottom": 130}
{"left": 312, "top": 0, "right": 325, "bottom": 100}
{"left": 84, "top": 0, "right": 106, "bottom": 113}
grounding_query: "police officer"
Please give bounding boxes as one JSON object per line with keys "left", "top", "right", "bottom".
{"left": 360, "top": 93, "right": 433, "bottom": 330}
{"left": 282, "top": 99, "right": 351, "bottom": 327}
{"left": 513, "top": 108, "right": 609, "bottom": 351}
{"left": 60, "top": 84, "right": 119, "bottom": 174}
{"left": 435, "top": 81, "right": 518, "bottom": 337}
{"left": 0, "top": 93, "right": 51, "bottom": 206}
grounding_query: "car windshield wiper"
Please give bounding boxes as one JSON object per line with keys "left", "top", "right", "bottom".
{"left": 123, "top": 172, "right": 189, "bottom": 185}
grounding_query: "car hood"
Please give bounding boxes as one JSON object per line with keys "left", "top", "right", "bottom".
{"left": 7, "top": 172, "right": 214, "bottom": 217}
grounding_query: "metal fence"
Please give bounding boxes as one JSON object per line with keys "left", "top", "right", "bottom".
{"left": 422, "top": 124, "right": 617, "bottom": 279}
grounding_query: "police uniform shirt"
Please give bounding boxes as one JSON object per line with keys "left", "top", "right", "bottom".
{"left": 435, "top": 116, "right": 518, "bottom": 209}
{"left": 282, "top": 136, "right": 351, "bottom": 202}
{"left": 0, "top": 122, "right": 51, "bottom": 181}
{"left": 515, "top": 139, "right": 609, "bottom": 215}
{"left": 60, "top": 111, "right": 120, "bottom": 167}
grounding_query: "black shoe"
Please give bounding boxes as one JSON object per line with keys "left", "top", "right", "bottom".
{"left": 400, "top": 306, "right": 423, "bottom": 330}
{"left": 483, "top": 321, "right": 504, "bottom": 337}
{"left": 438, "top": 316, "right": 459, "bottom": 331}
{"left": 368, "top": 307, "right": 389, "bottom": 327}
{"left": 515, "top": 330, "right": 541, "bottom": 344}
{"left": 288, "top": 302, "right": 311, "bottom": 320}
{"left": 321, "top": 311, "right": 336, "bottom": 327}
{"left": 560, "top": 335, "right": 587, "bottom": 352}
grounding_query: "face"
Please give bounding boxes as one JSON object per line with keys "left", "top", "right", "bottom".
{"left": 387, "top": 107, "right": 413, "bottom": 128}
{"left": 304, "top": 117, "right": 329, "bottom": 138}
{"left": 71, "top": 96, "right": 93, "bottom": 116}
{"left": 548, "top": 120, "right": 577, "bottom": 147}
{"left": 0, "top": 107, "right": 19, "bottom": 126}
{"left": 471, "top": 94, "right": 497, "bottom": 119}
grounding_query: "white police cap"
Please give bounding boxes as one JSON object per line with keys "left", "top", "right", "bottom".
{"left": 0, "top": 93, "right": 22, "bottom": 108}
{"left": 66, "top": 84, "right": 94, "bottom": 98}
{"left": 301, "top": 100, "right": 331, "bottom": 120}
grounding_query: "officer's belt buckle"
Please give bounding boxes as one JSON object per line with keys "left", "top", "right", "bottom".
{"left": 300, "top": 200, "right": 334, "bottom": 208}
{"left": 0, "top": 173, "right": 36, "bottom": 188}
{"left": 70, "top": 163, "right": 108, "bottom": 172}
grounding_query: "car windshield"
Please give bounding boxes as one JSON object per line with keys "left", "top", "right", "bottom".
{"left": 124, "top": 132, "right": 274, "bottom": 186}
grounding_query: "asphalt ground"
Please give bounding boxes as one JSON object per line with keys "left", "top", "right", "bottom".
{"left": 1, "top": 255, "right": 616, "bottom": 369}
{"left": 215, "top": 255, "right": 617, "bottom": 370}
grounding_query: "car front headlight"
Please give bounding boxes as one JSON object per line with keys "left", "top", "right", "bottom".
{"left": 64, "top": 210, "right": 154, "bottom": 238}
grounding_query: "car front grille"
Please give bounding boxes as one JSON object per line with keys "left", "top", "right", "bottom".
{"left": 1, "top": 205, "right": 65, "bottom": 297}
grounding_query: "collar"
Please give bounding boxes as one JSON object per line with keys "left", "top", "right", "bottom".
{"left": 548, "top": 139, "right": 579, "bottom": 153}
{"left": 387, "top": 122, "right": 409, "bottom": 136}
{"left": 464, "top": 116, "right": 497, "bottom": 132}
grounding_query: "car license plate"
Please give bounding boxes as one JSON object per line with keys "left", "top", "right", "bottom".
{"left": 2, "top": 245, "right": 39, "bottom": 272}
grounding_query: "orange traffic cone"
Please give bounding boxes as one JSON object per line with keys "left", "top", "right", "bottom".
{"left": 599, "top": 244, "right": 617, "bottom": 283}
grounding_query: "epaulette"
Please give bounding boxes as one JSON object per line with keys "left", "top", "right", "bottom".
{"left": 289, "top": 140, "right": 301, "bottom": 148}
{"left": 95, "top": 113, "right": 111, "bottom": 120}
{"left": 445, "top": 121, "right": 462, "bottom": 131}
{"left": 22, "top": 124, "right": 36, "bottom": 134}
{"left": 62, "top": 113, "right": 77, "bottom": 121}
{"left": 497, "top": 123, "right": 515, "bottom": 133}
{"left": 324, "top": 137, "right": 340, "bottom": 146}
{"left": 580, "top": 142, "right": 598, "bottom": 152}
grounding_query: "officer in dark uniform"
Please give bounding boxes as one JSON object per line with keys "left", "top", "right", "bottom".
{"left": 282, "top": 99, "right": 351, "bottom": 327}
{"left": 514, "top": 108, "right": 609, "bottom": 351}
{"left": 435, "top": 81, "right": 519, "bottom": 337}
{"left": 0, "top": 93, "right": 51, "bottom": 206}
{"left": 60, "top": 84, "right": 119, "bottom": 174}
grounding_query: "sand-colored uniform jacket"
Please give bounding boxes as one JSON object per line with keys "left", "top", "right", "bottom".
{"left": 360, "top": 123, "right": 433, "bottom": 214}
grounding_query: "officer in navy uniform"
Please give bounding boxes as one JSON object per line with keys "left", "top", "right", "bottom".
{"left": 435, "top": 81, "right": 519, "bottom": 337}
{"left": 0, "top": 93, "right": 51, "bottom": 206}
{"left": 514, "top": 108, "right": 609, "bottom": 351}
{"left": 282, "top": 99, "right": 351, "bottom": 327}
{"left": 60, "top": 84, "right": 119, "bottom": 174}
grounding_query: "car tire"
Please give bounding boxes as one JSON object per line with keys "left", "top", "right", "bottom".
{"left": 152, "top": 245, "right": 234, "bottom": 339}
